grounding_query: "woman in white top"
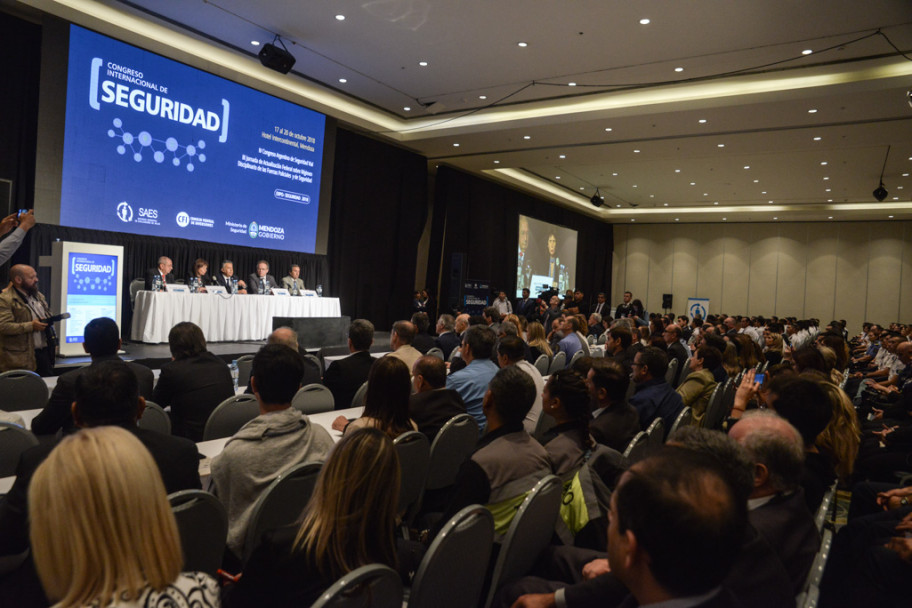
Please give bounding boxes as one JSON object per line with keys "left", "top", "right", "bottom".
{"left": 29, "top": 426, "right": 219, "bottom": 608}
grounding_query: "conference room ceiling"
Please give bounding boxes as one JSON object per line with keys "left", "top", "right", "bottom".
{"left": 15, "top": 0, "right": 912, "bottom": 223}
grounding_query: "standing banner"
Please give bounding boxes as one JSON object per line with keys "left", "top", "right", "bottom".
{"left": 687, "top": 298, "right": 709, "bottom": 321}
{"left": 463, "top": 280, "right": 491, "bottom": 316}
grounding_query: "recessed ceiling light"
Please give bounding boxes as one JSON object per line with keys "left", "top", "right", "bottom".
{"left": 717, "top": 144, "right": 725, "bottom": 148}
{"left": 823, "top": 176, "right": 829, "bottom": 180}
{"left": 418, "top": 61, "right": 428, "bottom": 66}
{"left": 675, "top": 169, "right": 681, "bottom": 173}
{"left": 403, "top": 106, "right": 411, "bottom": 111}
{"left": 579, "top": 187, "right": 585, "bottom": 191}
{"left": 828, "top": 216, "right": 833, "bottom": 219}
{"left": 633, "top": 149, "right": 640, "bottom": 153}
{"left": 773, "top": 217, "right": 778, "bottom": 220}
{"left": 251, "top": 40, "right": 260, "bottom": 46}
{"left": 632, "top": 185, "right": 638, "bottom": 188}
{"left": 703, "top": 193, "right": 709, "bottom": 196}
{"left": 753, "top": 179, "right": 759, "bottom": 183}
{"left": 820, "top": 161, "right": 828, "bottom": 165}
{"left": 825, "top": 188, "right": 831, "bottom": 192}
{"left": 479, "top": 95, "right": 487, "bottom": 100}
{"left": 722, "top": 218, "right": 727, "bottom": 221}
{"left": 698, "top": 119, "right": 707, "bottom": 124}
{"left": 605, "top": 127, "right": 613, "bottom": 132}
{"left": 523, "top": 135, "right": 531, "bottom": 140}
{"left": 762, "top": 191, "right": 767, "bottom": 194}
{"left": 559, "top": 154, "right": 566, "bottom": 159}
{"left": 827, "top": 199, "right": 833, "bottom": 202}
{"left": 617, "top": 204, "right": 622, "bottom": 208}
{"left": 674, "top": 67, "right": 684, "bottom": 72}
{"left": 555, "top": 176, "right": 560, "bottom": 179}
{"left": 452, "top": 143, "right": 459, "bottom": 147}
{"left": 713, "top": 201, "right": 719, "bottom": 205}
{"left": 813, "top": 136, "right": 822, "bottom": 141}
{"left": 893, "top": 197, "right": 899, "bottom": 200}
{"left": 768, "top": 200, "right": 774, "bottom": 203}
{"left": 898, "top": 186, "right": 904, "bottom": 190}
{"left": 612, "top": 172, "right": 618, "bottom": 176}
{"left": 663, "top": 203, "right": 669, "bottom": 206}
{"left": 631, "top": 218, "right": 636, "bottom": 222}
{"left": 335, "top": 14, "right": 345, "bottom": 21}
{"left": 568, "top": 82, "right": 577, "bottom": 86}
{"left": 802, "top": 49, "right": 813, "bottom": 55}
{"left": 690, "top": 182, "right": 696, "bottom": 186}
{"left": 889, "top": 215, "right": 894, "bottom": 218}
{"left": 808, "top": 108, "right": 818, "bottom": 113}
{"left": 903, "top": 173, "right": 909, "bottom": 177}
{"left": 650, "top": 194, "right": 655, "bottom": 198}
{"left": 675, "top": 218, "right": 679, "bottom": 221}
{"left": 639, "top": 18, "right": 651, "bottom": 25}
{"left": 493, "top": 160, "right": 500, "bottom": 164}
{"left": 338, "top": 78, "right": 347, "bottom": 83}
{"left": 517, "top": 42, "right": 528, "bottom": 47}
{"left": 744, "top": 166, "right": 750, "bottom": 170}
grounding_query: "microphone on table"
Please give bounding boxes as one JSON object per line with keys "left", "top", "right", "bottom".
{"left": 39, "top": 312, "right": 71, "bottom": 324}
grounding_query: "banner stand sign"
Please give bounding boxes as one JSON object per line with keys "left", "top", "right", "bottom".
{"left": 687, "top": 298, "right": 709, "bottom": 322}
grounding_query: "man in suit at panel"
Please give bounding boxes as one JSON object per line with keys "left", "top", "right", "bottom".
{"left": 30, "top": 317, "right": 154, "bottom": 437}
{"left": 281, "top": 264, "right": 305, "bottom": 295}
{"left": 143, "top": 255, "right": 175, "bottom": 290}
{"left": 214, "top": 259, "right": 247, "bottom": 294}
{"left": 434, "top": 314, "right": 461, "bottom": 360}
{"left": 410, "top": 355, "right": 467, "bottom": 441}
{"left": 247, "top": 259, "right": 277, "bottom": 294}
{"left": 323, "top": 319, "right": 376, "bottom": 410}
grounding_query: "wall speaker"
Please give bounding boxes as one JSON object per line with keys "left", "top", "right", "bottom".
{"left": 258, "top": 43, "right": 296, "bottom": 74}
{"left": 662, "top": 294, "right": 673, "bottom": 309}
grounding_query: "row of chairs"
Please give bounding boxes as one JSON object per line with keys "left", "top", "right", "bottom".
{"left": 0, "top": 370, "right": 48, "bottom": 412}
{"left": 796, "top": 482, "right": 838, "bottom": 608}
{"left": 621, "top": 407, "right": 693, "bottom": 462}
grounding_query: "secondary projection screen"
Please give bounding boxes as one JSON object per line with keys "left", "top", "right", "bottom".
{"left": 58, "top": 25, "right": 328, "bottom": 254}
{"left": 516, "top": 215, "right": 578, "bottom": 297}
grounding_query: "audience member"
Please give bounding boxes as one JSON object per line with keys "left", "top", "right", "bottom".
{"left": 262, "top": 327, "right": 321, "bottom": 385}
{"left": 629, "top": 347, "right": 684, "bottom": 437}
{"left": 224, "top": 428, "right": 409, "bottom": 607}
{"left": 557, "top": 316, "right": 583, "bottom": 363}
{"left": 143, "top": 255, "right": 174, "bottom": 290}
{"left": 663, "top": 323, "right": 689, "bottom": 384}
{"left": 498, "top": 335, "right": 545, "bottom": 434}
{"left": 614, "top": 291, "right": 634, "bottom": 319}
{"left": 212, "top": 344, "right": 334, "bottom": 559}
{"left": 0, "top": 210, "right": 35, "bottom": 266}
{"left": 409, "top": 355, "right": 467, "bottom": 441}
{"left": 0, "top": 264, "right": 53, "bottom": 375}
{"left": 322, "top": 319, "right": 375, "bottom": 410}
{"left": 153, "top": 321, "right": 235, "bottom": 441}
{"left": 675, "top": 345, "right": 721, "bottom": 425}
{"left": 433, "top": 313, "right": 461, "bottom": 359}
{"left": 446, "top": 325, "right": 499, "bottom": 431}
{"left": 31, "top": 317, "right": 154, "bottom": 436}
{"left": 526, "top": 320, "right": 553, "bottom": 362}
{"left": 332, "top": 356, "right": 417, "bottom": 438}
{"left": 28, "top": 427, "right": 218, "bottom": 608}
{"left": 605, "top": 325, "right": 635, "bottom": 375}
{"left": 387, "top": 320, "right": 423, "bottom": 371}
{"left": 410, "top": 311, "right": 436, "bottom": 354}
{"left": 492, "top": 290, "right": 513, "bottom": 317}
{"left": 586, "top": 359, "right": 640, "bottom": 452}
{"left": 516, "top": 288, "right": 537, "bottom": 319}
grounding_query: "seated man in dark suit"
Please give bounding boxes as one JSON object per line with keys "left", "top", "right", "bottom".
{"left": 143, "top": 255, "right": 174, "bottom": 290}
{"left": 323, "top": 319, "right": 376, "bottom": 410}
{"left": 214, "top": 259, "right": 247, "bottom": 294}
{"left": 31, "top": 317, "right": 154, "bottom": 436}
{"left": 410, "top": 311, "right": 436, "bottom": 354}
{"left": 409, "top": 355, "right": 466, "bottom": 441}
{"left": 433, "top": 313, "right": 461, "bottom": 360}
{"left": 0, "top": 360, "right": 201, "bottom": 602}
{"left": 663, "top": 323, "right": 689, "bottom": 385}
{"left": 629, "top": 347, "right": 684, "bottom": 438}
{"left": 247, "top": 259, "right": 278, "bottom": 294}
{"left": 586, "top": 359, "right": 640, "bottom": 452}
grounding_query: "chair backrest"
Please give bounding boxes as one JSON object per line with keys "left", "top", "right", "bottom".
{"left": 668, "top": 406, "right": 692, "bottom": 437}
{"left": 483, "top": 475, "right": 563, "bottom": 608}
{"left": 587, "top": 334, "right": 596, "bottom": 345}
{"left": 677, "top": 358, "right": 691, "bottom": 387}
{"left": 814, "top": 482, "right": 838, "bottom": 533}
{"left": 137, "top": 400, "right": 171, "bottom": 434}
{"left": 409, "top": 505, "right": 494, "bottom": 608}
{"left": 448, "top": 347, "right": 460, "bottom": 363}
{"left": 243, "top": 461, "right": 323, "bottom": 564}
{"left": 644, "top": 417, "right": 664, "bottom": 447}
{"left": 393, "top": 431, "right": 430, "bottom": 519}
{"left": 303, "top": 353, "right": 324, "bottom": 376}
{"left": 622, "top": 431, "right": 649, "bottom": 461}
{"left": 236, "top": 354, "right": 255, "bottom": 387}
{"left": 547, "top": 351, "right": 566, "bottom": 375}
{"left": 168, "top": 490, "right": 228, "bottom": 576}
{"left": 590, "top": 348, "right": 604, "bottom": 358}
{"left": 532, "top": 410, "right": 557, "bottom": 443}
{"left": 426, "top": 347, "right": 445, "bottom": 360}
{"left": 701, "top": 380, "right": 729, "bottom": 430}
{"left": 292, "top": 383, "right": 335, "bottom": 415}
{"left": 202, "top": 394, "right": 259, "bottom": 441}
{"left": 0, "top": 422, "right": 39, "bottom": 477}
{"left": 129, "top": 277, "right": 145, "bottom": 306}
{"left": 567, "top": 350, "right": 584, "bottom": 369}
{"left": 664, "top": 358, "right": 679, "bottom": 386}
{"left": 597, "top": 333, "right": 607, "bottom": 345}
{"left": 311, "top": 564, "right": 403, "bottom": 608}
{"left": 533, "top": 354, "right": 550, "bottom": 376}
{"left": 426, "top": 414, "right": 478, "bottom": 491}
{"left": 350, "top": 381, "right": 368, "bottom": 408}
{"left": 0, "top": 370, "right": 49, "bottom": 411}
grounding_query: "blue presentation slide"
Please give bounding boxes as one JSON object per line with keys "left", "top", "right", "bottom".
{"left": 60, "top": 25, "right": 326, "bottom": 254}
{"left": 65, "top": 252, "right": 118, "bottom": 343}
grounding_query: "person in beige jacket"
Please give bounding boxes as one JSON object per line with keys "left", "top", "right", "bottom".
{"left": 0, "top": 264, "right": 50, "bottom": 373}
{"left": 676, "top": 345, "right": 722, "bottom": 425}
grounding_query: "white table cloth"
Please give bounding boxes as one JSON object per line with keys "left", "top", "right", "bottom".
{"left": 131, "top": 291, "right": 341, "bottom": 343}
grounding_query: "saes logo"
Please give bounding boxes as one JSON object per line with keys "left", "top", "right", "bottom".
{"left": 248, "top": 222, "right": 258, "bottom": 239}
{"left": 176, "top": 212, "right": 190, "bottom": 228}
{"left": 116, "top": 202, "right": 133, "bottom": 222}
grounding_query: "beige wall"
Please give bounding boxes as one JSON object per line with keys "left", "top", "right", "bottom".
{"left": 611, "top": 221, "right": 912, "bottom": 331}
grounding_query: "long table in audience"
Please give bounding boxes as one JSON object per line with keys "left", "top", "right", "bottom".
{"left": 0, "top": 406, "right": 364, "bottom": 494}
{"left": 131, "top": 291, "right": 342, "bottom": 343}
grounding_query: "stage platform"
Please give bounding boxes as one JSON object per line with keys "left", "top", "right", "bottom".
{"left": 49, "top": 332, "right": 393, "bottom": 373}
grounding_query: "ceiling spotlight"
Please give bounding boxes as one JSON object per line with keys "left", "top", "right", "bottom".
{"left": 674, "top": 67, "right": 684, "bottom": 72}
{"left": 808, "top": 108, "right": 818, "bottom": 113}
{"left": 873, "top": 145, "right": 891, "bottom": 201}
{"left": 523, "top": 135, "right": 531, "bottom": 140}
{"left": 338, "top": 78, "right": 347, "bottom": 83}
{"left": 479, "top": 95, "right": 487, "bottom": 100}
{"left": 403, "top": 106, "right": 411, "bottom": 111}
{"left": 559, "top": 154, "right": 566, "bottom": 159}
{"left": 802, "top": 49, "right": 813, "bottom": 55}
{"left": 418, "top": 61, "right": 428, "bottom": 66}
{"left": 493, "top": 160, "right": 500, "bottom": 164}
{"left": 250, "top": 40, "right": 260, "bottom": 46}
{"left": 907, "top": 89, "right": 912, "bottom": 108}
{"left": 590, "top": 188, "right": 605, "bottom": 207}
{"left": 568, "top": 82, "right": 577, "bottom": 86}
{"left": 335, "top": 14, "right": 346, "bottom": 21}
{"left": 639, "top": 18, "right": 651, "bottom": 25}
{"left": 698, "top": 119, "right": 707, "bottom": 124}
{"left": 517, "top": 42, "right": 528, "bottom": 47}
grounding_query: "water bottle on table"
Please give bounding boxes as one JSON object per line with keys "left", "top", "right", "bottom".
{"left": 230, "top": 360, "right": 239, "bottom": 391}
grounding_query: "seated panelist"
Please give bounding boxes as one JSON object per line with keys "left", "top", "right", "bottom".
{"left": 144, "top": 256, "right": 174, "bottom": 291}
{"left": 186, "top": 258, "right": 217, "bottom": 293}
{"left": 281, "top": 264, "right": 305, "bottom": 295}
{"left": 248, "top": 260, "right": 278, "bottom": 295}
{"left": 214, "top": 259, "right": 247, "bottom": 294}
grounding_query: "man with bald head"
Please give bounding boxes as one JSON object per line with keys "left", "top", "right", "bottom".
{"left": 729, "top": 410, "right": 820, "bottom": 594}
{"left": 388, "top": 320, "right": 423, "bottom": 371}
{"left": 0, "top": 264, "right": 53, "bottom": 374}
{"left": 144, "top": 255, "right": 174, "bottom": 290}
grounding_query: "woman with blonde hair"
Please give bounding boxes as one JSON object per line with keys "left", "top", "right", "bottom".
{"left": 225, "top": 427, "right": 404, "bottom": 606}
{"left": 763, "top": 331, "right": 784, "bottom": 366}
{"left": 29, "top": 426, "right": 218, "bottom": 608}
{"left": 526, "top": 320, "right": 553, "bottom": 360}
{"left": 814, "top": 377, "right": 861, "bottom": 483}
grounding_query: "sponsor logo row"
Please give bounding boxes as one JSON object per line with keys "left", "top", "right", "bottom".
{"left": 116, "top": 201, "right": 283, "bottom": 239}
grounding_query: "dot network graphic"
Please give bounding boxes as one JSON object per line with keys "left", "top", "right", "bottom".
{"left": 108, "top": 118, "right": 206, "bottom": 171}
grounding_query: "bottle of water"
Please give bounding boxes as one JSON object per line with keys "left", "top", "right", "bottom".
{"left": 190, "top": 277, "right": 199, "bottom": 293}
{"left": 230, "top": 277, "right": 238, "bottom": 294}
{"left": 258, "top": 280, "right": 265, "bottom": 295}
{"left": 152, "top": 274, "right": 162, "bottom": 292}
{"left": 230, "top": 360, "right": 239, "bottom": 391}
{"left": 316, "top": 284, "right": 323, "bottom": 297}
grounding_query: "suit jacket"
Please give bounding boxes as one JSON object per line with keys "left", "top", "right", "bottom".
{"left": 153, "top": 351, "right": 235, "bottom": 441}
{"left": 31, "top": 355, "right": 155, "bottom": 436}
{"left": 591, "top": 301, "right": 609, "bottom": 318}
{"left": 409, "top": 388, "right": 467, "bottom": 441}
{"left": 322, "top": 350, "right": 375, "bottom": 410}
{"left": 667, "top": 340, "right": 689, "bottom": 384}
{"left": 281, "top": 276, "right": 305, "bottom": 293}
{"left": 144, "top": 268, "right": 175, "bottom": 291}
{"left": 214, "top": 273, "right": 243, "bottom": 292}
{"left": 0, "top": 285, "right": 48, "bottom": 372}
{"left": 412, "top": 332, "right": 436, "bottom": 355}
{"left": 589, "top": 403, "right": 640, "bottom": 452}
{"left": 516, "top": 298, "right": 537, "bottom": 319}
{"left": 434, "top": 331, "right": 462, "bottom": 360}
{"left": 247, "top": 273, "right": 278, "bottom": 294}
{"left": 0, "top": 424, "right": 200, "bottom": 558}
{"left": 749, "top": 489, "right": 820, "bottom": 595}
